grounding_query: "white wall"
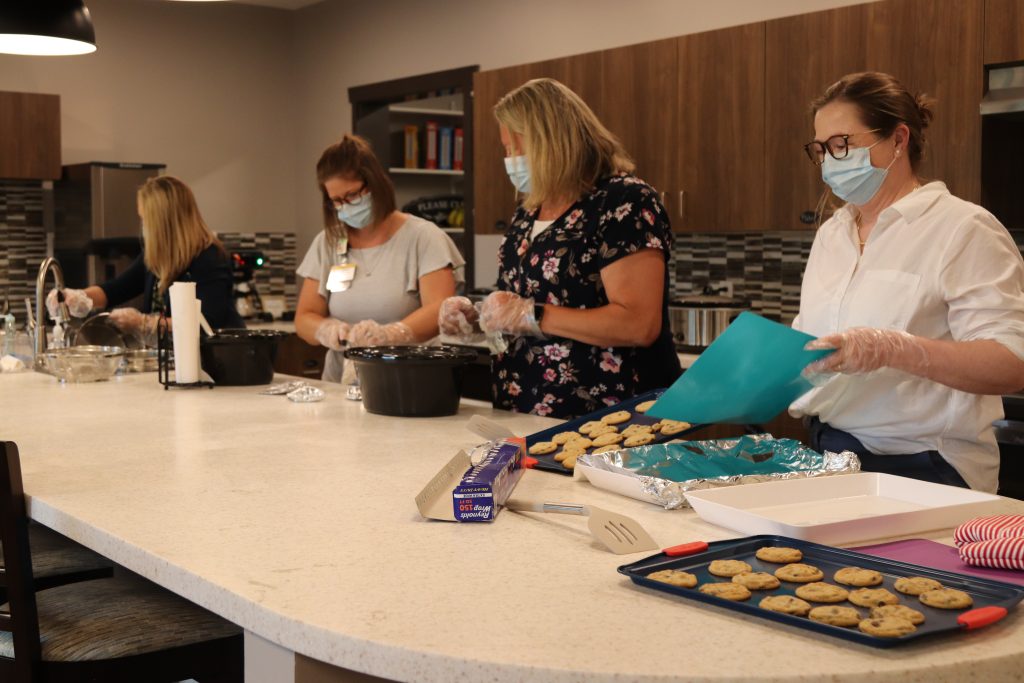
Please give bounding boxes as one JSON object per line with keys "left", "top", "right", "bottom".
{"left": 290, "top": 0, "right": 873, "bottom": 255}
{"left": 0, "top": 0, "right": 298, "bottom": 236}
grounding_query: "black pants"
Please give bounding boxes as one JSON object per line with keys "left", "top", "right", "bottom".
{"left": 808, "top": 417, "right": 969, "bottom": 488}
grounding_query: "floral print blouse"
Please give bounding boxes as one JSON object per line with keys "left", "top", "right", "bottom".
{"left": 492, "top": 173, "right": 681, "bottom": 418}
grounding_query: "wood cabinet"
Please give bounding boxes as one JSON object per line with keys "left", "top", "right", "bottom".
{"left": 476, "top": 25, "right": 765, "bottom": 235}
{"left": 273, "top": 333, "right": 327, "bottom": 380}
{"left": 597, "top": 38, "right": 678, "bottom": 203}
{"left": 765, "top": 0, "right": 984, "bottom": 228}
{"left": 0, "top": 92, "right": 61, "bottom": 180}
{"left": 868, "top": 0, "right": 984, "bottom": 203}
{"left": 676, "top": 23, "right": 766, "bottom": 232}
{"left": 765, "top": 5, "right": 870, "bottom": 231}
{"left": 985, "top": 0, "right": 1024, "bottom": 64}
{"left": 473, "top": 0, "right": 988, "bottom": 237}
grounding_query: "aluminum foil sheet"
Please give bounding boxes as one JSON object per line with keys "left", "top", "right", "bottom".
{"left": 578, "top": 434, "right": 860, "bottom": 510}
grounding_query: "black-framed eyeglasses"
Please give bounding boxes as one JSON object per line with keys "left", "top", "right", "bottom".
{"left": 802, "top": 129, "right": 881, "bottom": 165}
{"left": 327, "top": 183, "right": 367, "bottom": 208}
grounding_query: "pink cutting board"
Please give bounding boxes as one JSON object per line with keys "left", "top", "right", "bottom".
{"left": 852, "top": 538, "right": 1024, "bottom": 586}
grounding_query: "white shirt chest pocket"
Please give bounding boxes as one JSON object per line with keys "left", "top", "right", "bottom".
{"left": 843, "top": 269, "right": 922, "bottom": 331}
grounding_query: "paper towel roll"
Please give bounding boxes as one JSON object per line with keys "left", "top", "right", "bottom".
{"left": 169, "top": 282, "right": 200, "bottom": 384}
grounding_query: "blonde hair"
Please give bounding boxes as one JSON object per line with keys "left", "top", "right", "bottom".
{"left": 138, "top": 176, "right": 221, "bottom": 293}
{"left": 494, "top": 78, "right": 634, "bottom": 209}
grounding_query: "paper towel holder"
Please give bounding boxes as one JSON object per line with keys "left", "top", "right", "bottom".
{"left": 157, "top": 315, "right": 213, "bottom": 390}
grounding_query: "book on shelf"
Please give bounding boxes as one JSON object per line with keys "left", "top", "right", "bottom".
{"left": 453, "top": 127, "right": 464, "bottom": 171}
{"left": 403, "top": 125, "right": 419, "bottom": 168}
{"left": 425, "top": 121, "right": 438, "bottom": 170}
{"left": 438, "top": 126, "right": 453, "bottom": 170}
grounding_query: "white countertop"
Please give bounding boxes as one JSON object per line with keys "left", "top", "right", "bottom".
{"left": 2, "top": 371, "right": 1023, "bottom": 682}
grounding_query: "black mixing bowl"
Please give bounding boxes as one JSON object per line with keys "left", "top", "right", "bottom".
{"left": 344, "top": 345, "right": 478, "bottom": 417}
{"left": 200, "top": 329, "right": 288, "bottom": 386}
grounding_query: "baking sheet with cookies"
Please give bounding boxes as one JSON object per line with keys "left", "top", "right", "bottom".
{"left": 523, "top": 390, "right": 707, "bottom": 476}
{"left": 618, "top": 534, "right": 1024, "bottom": 648}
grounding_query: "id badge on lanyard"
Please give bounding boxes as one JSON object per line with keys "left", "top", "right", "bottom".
{"left": 326, "top": 235, "right": 356, "bottom": 293}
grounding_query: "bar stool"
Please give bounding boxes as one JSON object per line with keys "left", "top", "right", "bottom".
{"left": 0, "top": 441, "right": 243, "bottom": 682}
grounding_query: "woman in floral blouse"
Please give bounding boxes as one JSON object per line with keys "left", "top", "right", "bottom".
{"left": 440, "top": 78, "right": 681, "bottom": 418}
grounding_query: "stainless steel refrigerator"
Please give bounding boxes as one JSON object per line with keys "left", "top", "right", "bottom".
{"left": 54, "top": 162, "right": 165, "bottom": 300}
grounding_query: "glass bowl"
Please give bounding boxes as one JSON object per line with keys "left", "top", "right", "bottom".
{"left": 44, "top": 345, "right": 125, "bottom": 383}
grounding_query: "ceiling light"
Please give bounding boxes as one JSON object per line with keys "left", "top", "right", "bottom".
{"left": 0, "top": 1, "right": 97, "bottom": 56}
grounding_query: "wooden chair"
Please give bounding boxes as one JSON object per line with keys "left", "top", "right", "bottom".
{"left": 0, "top": 441, "right": 243, "bottom": 682}
{"left": 0, "top": 522, "right": 113, "bottom": 604}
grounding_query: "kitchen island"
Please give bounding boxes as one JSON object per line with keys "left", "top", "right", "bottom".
{"left": 1, "top": 371, "right": 1023, "bottom": 682}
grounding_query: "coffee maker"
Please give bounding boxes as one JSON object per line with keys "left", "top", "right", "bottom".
{"left": 231, "top": 250, "right": 267, "bottom": 320}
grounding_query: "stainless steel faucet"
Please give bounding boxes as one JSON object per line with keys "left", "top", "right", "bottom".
{"left": 34, "top": 257, "right": 70, "bottom": 371}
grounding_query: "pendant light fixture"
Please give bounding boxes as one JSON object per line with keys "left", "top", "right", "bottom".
{"left": 0, "top": 1, "right": 97, "bottom": 56}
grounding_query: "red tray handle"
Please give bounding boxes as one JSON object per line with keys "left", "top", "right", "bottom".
{"left": 663, "top": 541, "right": 709, "bottom": 557}
{"left": 958, "top": 606, "right": 1008, "bottom": 630}
{"left": 521, "top": 456, "right": 538, "bottom": 469}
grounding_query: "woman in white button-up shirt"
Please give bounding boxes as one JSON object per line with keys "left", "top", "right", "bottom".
{"left": 792, "top": 71, "right": 1024, "bottom": 493}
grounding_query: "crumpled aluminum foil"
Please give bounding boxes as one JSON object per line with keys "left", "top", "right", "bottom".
{"left": 260, "top": 380, "right": 308, "bottom": 395}
{"left": 577, "top": 434, "right": 860, "bottom": 510}
{"left": 287, "top": 385, "right": 325, "bottom": 403}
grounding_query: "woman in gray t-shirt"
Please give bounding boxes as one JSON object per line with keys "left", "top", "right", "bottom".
{"left": 296, "top": 135, "right": 464, "bottom": 382}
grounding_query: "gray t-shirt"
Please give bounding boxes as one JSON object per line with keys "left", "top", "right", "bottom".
{"left": 296, "top": 215, "right": 465, "bottom": 381}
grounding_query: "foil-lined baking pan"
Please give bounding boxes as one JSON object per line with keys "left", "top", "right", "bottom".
{"left": 576, "top": 433, "right": 860, "bottom": 509}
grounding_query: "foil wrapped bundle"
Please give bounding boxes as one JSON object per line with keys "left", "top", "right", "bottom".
{"left": 260, "top": 380, "right": 308, "bottom": 395}
{"left": 259, "top": 380, "right": 326, "bottom": 403}
{"left": 287, "top": 385, "right": 325, "bottom": 403}
{"left": 577, "top": 434, "right": 860, "bottom": 510}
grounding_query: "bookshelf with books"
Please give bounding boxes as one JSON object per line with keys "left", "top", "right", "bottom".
{"left": 350, "top": 66, "right": 477, "bottom": 288}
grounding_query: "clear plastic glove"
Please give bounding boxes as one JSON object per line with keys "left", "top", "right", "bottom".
{"left": 315, "top": 318, "right": 350, "bottom": 351}
{"left": 108, "top": 308, "right": 160, "bottom": 347}
{"left": 348, "top": 320, "right": 414, "bottom": 347}
{"left": 479, "top": 291, "right": 544, "bottom": 338}
{"left": 45, "top": 288, "right": 92, "bottom": 319}
{"left": 438, "top": 296, "right": 480, "bottom": 338}
{"left": 804, "top": 327, "right": 929, "bottom": 376}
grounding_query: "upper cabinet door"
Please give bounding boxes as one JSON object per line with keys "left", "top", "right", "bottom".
{"left": 765, "top": 5, "right": 870, "bottom": 231}
{"left": 867, "top": 0, "right": 984, "bottom": 203}
{"left": 0, "top": 92, "right": 61, "bottom": 180}
{"left": 472, "top": 54, "right": 603, "bottom": 236}
{"left": 766, "top": 0, "right": 984, "bottom": 225}
{"left": 985, "top": 0, "right": 1024, "bottom": 64}
{"left": 597, "top": 38, "right": 679, "bottom": 205}
{"left": 676, "top": 23, "right": 766, "bottom": 233}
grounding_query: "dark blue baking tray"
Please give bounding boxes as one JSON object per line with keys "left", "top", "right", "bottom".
{"left": 618, "top": 534, "right": 1024, "bottom": 648}
{"left": 523, "top": 389, "right": 708, "bottom": 476}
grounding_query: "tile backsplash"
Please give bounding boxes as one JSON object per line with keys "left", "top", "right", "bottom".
{"left": 0, "top": 179, "right": 300, "bottom": 319}
{"left": 670, "top": 232, "right": 816, "bottom": 324}
{"left": 219, "top": 232, "right": 298, "bottom": 310}
{"left": 0, "top": 181, "right": 48, "bottom": 315}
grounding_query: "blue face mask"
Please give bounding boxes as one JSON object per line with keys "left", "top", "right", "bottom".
{"left": 821, "top": 141, "right": 896, "bottom": 205}
{"left": 504, "top": 155, "right": 531, "bottom": 193}
{"left": 336, "top": 192, "right": 374, "bottom": 229}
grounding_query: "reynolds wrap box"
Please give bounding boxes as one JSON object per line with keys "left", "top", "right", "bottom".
{"left": 416, "top": 439, "right": 524, "bottom": 522}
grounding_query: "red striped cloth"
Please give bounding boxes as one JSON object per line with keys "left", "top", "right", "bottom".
{"left": 959, "top": 537, "right": 1024, "bottom": 571}
{"left": 953, "top": 514, "right": 1024, "bottom": 548}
